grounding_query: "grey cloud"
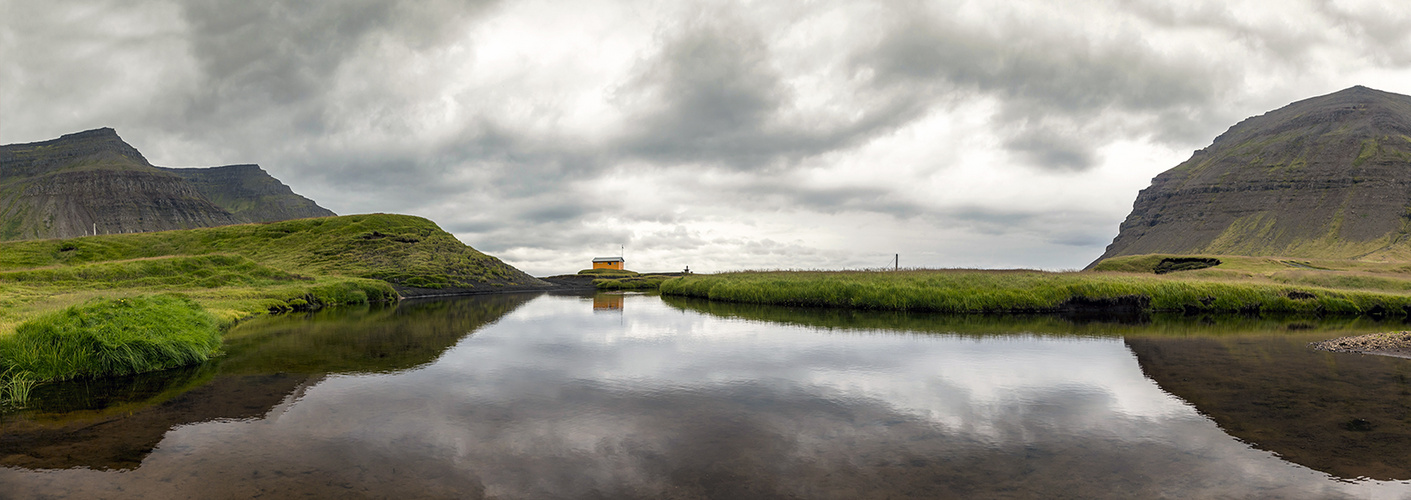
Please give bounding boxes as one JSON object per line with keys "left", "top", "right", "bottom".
{"left": 614, "top": 14, "right": 932, "bottom": 171}
{"left": 633, "top": 226, "right": 708, "bottom": 251}
{"left": 171, "top": 0, "right": 500, "bottom": 155}
{"left": 924, "top": 205, "right": 1114, "bottom": 246}
{"left": 467, "top": 219, "right": 633, "bottom": 256}
{"left": 1312, "top": 0, "right": 1411, "bottom": 64}
{"left": 179, "top": 1, "right": 391, "bottom": 136}
{"left": 0, "top": 1, "right": 198, "bottom": 144}
{"left": 757, "top": 183, "right": 928, "bottom": 218}
{"left": 618, "top": 19, "right": 783, "bottom": 164}
{"left": 855, "top": 3, "right": 1230, "bottom": 171}
{"left": 1118, "top": 2, "right": 1326, "bottom": 63}
{"left": 1004, "top": 124, "right": 1096, "bottom": 172}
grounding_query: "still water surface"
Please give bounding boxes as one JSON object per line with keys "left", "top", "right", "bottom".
{"left": 4, "top": 292, "right": 1411, "bottom": 498}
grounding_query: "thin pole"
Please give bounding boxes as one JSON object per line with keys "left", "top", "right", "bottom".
{"left": 895, "top": 254, "right": 898, "bottom": 271}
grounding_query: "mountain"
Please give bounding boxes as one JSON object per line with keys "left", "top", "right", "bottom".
{"left": 157, "top": 164, "right": 334, "bottom": 223}
{"left": 1090, "top": 86, "right": 1411, "bottom": 267}
{"left": 0, "top": 128, "right": 332, "bottom": 240}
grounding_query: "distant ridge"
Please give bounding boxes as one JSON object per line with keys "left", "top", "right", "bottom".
{"left": 0, "top": 128, "right": 332, "bottom": 240}
{"left": 157, "top": 164, "right": 334, "bottom": 223}
{"left": 1091, "top": 86, "right": 1411, "bottom": 267}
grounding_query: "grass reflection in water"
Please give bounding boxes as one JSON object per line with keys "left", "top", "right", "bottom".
{"left": 0, "top": 293, "right": 536, "bottom": 470}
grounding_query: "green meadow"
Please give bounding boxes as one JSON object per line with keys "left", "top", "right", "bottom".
{"left": 0, "top": 213, "right": 530, "bottom": 394}
{"left": 660, "top": 254, "right": 1411, "bottom": 315}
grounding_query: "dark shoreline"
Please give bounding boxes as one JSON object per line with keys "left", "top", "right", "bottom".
{"left": 393, "top": 275, "right": 597, "bottom": 299}
{"left": 396, "top": 272, "right": 689, "bottom": 299}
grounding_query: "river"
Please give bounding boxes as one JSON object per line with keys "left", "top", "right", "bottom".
{"left": 3, "top": 292, "right": 1411, "bottom": 498}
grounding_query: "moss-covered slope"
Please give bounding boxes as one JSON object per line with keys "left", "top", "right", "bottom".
{"left": 1092, "top": 86, "right": 1411, "bottom": 267}
{"left": 0, "top": 213, "right": 544, "bottom": 292}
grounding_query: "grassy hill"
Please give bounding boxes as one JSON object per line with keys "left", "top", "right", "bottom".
{"left": 0, "top": 213, "right": 537, "bottom": 288}
{"left": 0, "top": 213, "right": 543, "bottom": 388}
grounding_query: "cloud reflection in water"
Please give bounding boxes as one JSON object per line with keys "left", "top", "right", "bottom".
{"left": 2, "top": 293, "right": 1405, "bottom": 499}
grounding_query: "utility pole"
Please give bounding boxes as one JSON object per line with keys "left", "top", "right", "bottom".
{"left": 895, "top": 254, "right": 898, "bottom": 271}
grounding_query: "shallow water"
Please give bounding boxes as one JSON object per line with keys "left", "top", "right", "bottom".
{"left": 4, "top": 292, "right": 1411, "bottom": 498}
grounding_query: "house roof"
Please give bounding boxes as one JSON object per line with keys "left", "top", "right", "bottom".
{"left": 592, "top": 257, "right": 625, "bottom": 263}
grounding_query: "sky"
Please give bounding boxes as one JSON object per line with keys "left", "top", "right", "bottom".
{"left": 3, "top": 0, "right": 1411, "bottom": 276}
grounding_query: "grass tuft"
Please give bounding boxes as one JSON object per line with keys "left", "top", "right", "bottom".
{"left": 0, "top": 295, "right": 221, "bottom": 383}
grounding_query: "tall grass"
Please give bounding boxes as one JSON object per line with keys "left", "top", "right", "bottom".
{"left": 659, "top": 270, "right": 1411, "bottom": 315}
{"left": 0, "top": 294, "right": 222, "bottom": 382}
{"left": 0, "top": 254, "right": 300, "bottom": 289}
{"left": 0, "top": 367, "right": 37, "bottom": 407}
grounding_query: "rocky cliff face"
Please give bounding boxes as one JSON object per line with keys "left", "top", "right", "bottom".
{"left": 1091, "top": 86, "right": 1411, "bottom": 267}
{"left": 158, "top": 164, "right": 334, "bottom": 223}
{"left": 0, "top": 128, "right": 331, "bottom": 240}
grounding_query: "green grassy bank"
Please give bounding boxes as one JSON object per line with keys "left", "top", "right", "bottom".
{"left": 0, "top": 213, "right": 530, "bottom": 396}
{"left": 0, "top": 295, "right": 221, "bottom": 383}
{"left": 659, "top": 263, "right": 1411, "bottom": 315}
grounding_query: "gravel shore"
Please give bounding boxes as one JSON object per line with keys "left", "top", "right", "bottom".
{"left": 1309, "top": 331, "right": 1411, "bottom": 359}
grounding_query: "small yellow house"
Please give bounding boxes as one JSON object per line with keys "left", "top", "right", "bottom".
{"left": 592, "top": 257, "right": 625, "bottom": 270}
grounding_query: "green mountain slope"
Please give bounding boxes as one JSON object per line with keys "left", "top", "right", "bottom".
{"left": 0, "top": 213, "right": 544, "bottom": 291}
{"left": 1091, "top": 86, "right": 1411, "bottom": 267}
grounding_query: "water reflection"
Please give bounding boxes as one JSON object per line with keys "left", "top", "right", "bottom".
{"left": 3, "top": 293, "right": 1411, "bottom": 498}
{"left": 0, "top": 293, "right": 536, "bottom": 471}
{"left": 1128, "top": 334, "right": 1411, "bottom": 480}
{"left": 592, "top": 293, "right": 624, "bottom": 311}
{"left": 662, "top": 294, "right": 1400, "bottom": 338}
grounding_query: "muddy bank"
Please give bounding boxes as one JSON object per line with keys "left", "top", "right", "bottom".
{"left": 1310, "top": 331, "right": 1411, "bottom": 359}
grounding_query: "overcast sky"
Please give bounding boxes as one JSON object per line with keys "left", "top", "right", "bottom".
{"left": 4, "top": 0, "right": 1410, "bottom": 275}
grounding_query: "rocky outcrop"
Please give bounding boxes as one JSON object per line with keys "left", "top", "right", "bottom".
{"left": 158, "top": 164, "right": 335, "bottom": 223}
{"left": 0, "top": 128, "right": 150, "bottom": 179}
{"left": 0, "top": 128, "right": 332, "bottom": 240}
{"left": 17, "top": 170, "right": 241, "bottom": 237}
{"left": 1091, "top": 86, "right": 1411, "bottom": 267}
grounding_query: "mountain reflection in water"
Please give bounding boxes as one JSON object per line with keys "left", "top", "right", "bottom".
{"left": 2, "top": 292, "right": 1410, "bottom": 499}
{"left": 1127, "top": 334, "right": 1411, "bottom": 481}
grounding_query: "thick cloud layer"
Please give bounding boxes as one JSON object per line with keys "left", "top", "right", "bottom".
{"left": 4, "top": 0, "right": 1410, "bottom": 274}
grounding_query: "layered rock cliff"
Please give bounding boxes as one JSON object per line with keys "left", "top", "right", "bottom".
{"left": 0, "top": 128, "right": 332, "bottom": 240}
{"left": 1091, "top": 86, "right": 1411, "bottom": 267}
{"left": 157, "top": 164, "right": 334, "bottom": 223}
